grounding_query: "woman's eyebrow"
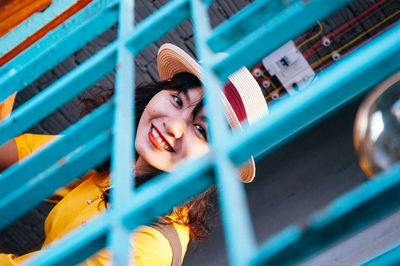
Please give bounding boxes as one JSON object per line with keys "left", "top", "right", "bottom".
{"left": 198, "top": 115, "right": 206, "bottom": 122}
{"left": 192, "top": 99, "right": 204, "bottom": 120}
{"left": 179, "top": 90, "right": 191, "bottom": 103}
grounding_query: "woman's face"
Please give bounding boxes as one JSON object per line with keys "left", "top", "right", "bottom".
{"left": 135, "top": 87, "right": 209, "bottom": 173}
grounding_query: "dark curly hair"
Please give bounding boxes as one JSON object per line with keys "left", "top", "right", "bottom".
{"left": 80, "top": 72, "right": 216, "bottom": 242}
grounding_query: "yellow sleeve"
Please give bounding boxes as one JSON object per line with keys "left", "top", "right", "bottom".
{"left": 8, "top": 222, "right": 189, "bottom": 265}
{"left": 131, "top": 226, "right": 174, "bottom": 266}
{"left": 80, "top": 225, "right": 188, "bottom": 266}
{"left": 0, "top": 93, "right": 16, "bottom": 120}
{"left": 14, "top": 133, "right": 58, "bottom": 161}
{"left": 0, "top": 253, "right": 17, "bottom": 266}
{"left": 7, "top": 228, "right": 175, "bottom": 266}
{"left": 14, "top": 133, "right": 80, "bottom": 200}
{"left": 0, "top": 250, "right": 40, "bottom": 265}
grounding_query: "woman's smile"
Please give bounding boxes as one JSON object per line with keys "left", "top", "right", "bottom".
{"left": 149, "top": 124, "right": 175, "bottom": 152}
{"left": 135, "top": 87, "right": 209, "bottom": 173}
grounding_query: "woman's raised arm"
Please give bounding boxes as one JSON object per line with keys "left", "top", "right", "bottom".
{"left": 0, "top": 134, "right": 58, "bottom": 172}
{"left": 0, "top": 139, "right": 18, "bottom": 171}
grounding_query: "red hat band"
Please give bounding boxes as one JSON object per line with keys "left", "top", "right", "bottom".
{"left": 223, "top": 81, "right": 247, "bottom": 123}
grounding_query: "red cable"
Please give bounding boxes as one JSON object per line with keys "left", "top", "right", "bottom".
{"left": 294, "top": 25, "right": 315, "bottom": 44}
{"left": 303, "top": 0, "right": 387, "bottom": 57}
{"left": 315, "top": 21, "right": 399, "bottom": 71}
{"left": 303, "top": 0, "right": 390, "bottom": 58}
{"left": 306, "top": 0, "right": 394, "bottom": 60}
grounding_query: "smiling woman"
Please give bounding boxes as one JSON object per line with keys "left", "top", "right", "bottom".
{"left": 0, "top": 43, "right": 268, "bottom": 265}
{"left": 135, "top": 73, "right": 209, "bottom": 173}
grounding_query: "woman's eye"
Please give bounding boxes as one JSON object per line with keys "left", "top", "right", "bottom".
{"left": 172, "top": 95, "right": 183, "bottom": 107}
{"left": 194, "top": 124, "right": 208, "bottom": 141}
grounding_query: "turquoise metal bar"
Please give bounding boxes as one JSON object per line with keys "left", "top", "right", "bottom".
{"left": 122, "top": 154, "right": 214, "bottom": 230}
{"left": 251, "top": 161, "right": 400, "bottom": 265}
{"left": 111, "top": 0, "right": 134, "bottom": 204}
{"left": 125, "top": 0, "right": 190, "bottom": 55}
{"left": 109, "top": 0, "right": 135, "bottom": 264}
{"left": 25, "top": 154, "right": 214, "bottom": 265}
{"left": 0, "top": 131, "right": 111, "bottom": 230}
{"left": 242, "top": 22, "right": 400, "bottom": 265}
{"left": 0, "top": 0, "right": 190, "bottom": 104}
{"left": 211, "top": 0, "right": 352, "bottom": 82}
{"left": 363, "top": 241, "right": 400, "bottom": 265}
{"left": 190, "top": 0, "right": 256, "bottom": 265}
{"left": 3, "top": 0, "right": 116, "bottom": 71}
{"left": 0, "top": 0, "right": 190, "bottom": 146}
{"left": 0, "top": 102, "right": 113, "bottom": 221}
{"left": 215, "top": 156, "right": 257, "bottom": 266}
{"left": 208, "top": 0, "right": 285, "bottom": 53}
{"left": 0, "top": 43, "right": 117, "bottom": 147}
{"left": 25, "top": 213, "right": 110, "bottom": 265}
{"left": 0, "top": 0, "right": 118, "bottom": 103}
{"left": 0, "top": 0, "right": 77, "bottom": 56}
{"left": 0, "top": 0, "right": 78, "bottom": 56}
{"left": 228, "top": 20, "right": 400, "bottom": 168}
{"left": 1, "top": 0, "right": 188, "bottom": 80}
{"left": 190, "top": 0, "right": 228, "bottom": 139}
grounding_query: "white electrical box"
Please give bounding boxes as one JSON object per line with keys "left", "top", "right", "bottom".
{"left": 262, "top": 40, "right": 315, "bottom": 95}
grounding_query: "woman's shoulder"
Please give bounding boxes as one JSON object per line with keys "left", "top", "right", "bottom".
{"left": 134, "top": 222, "right": 189, "bottom": 265}
{"left": 14, "top": 133, "right": 59, "bottom": 160}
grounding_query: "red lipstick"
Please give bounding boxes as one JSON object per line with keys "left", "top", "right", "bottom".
{"left": 148, "top": 131, "right": 164, "bottom": 151}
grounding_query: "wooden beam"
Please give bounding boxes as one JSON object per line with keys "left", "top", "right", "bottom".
{"left": 0, "top": 0, "right": 93, "bottom": 67}
{"left": 0, "top": 0, "right": 53, "bottom": 38}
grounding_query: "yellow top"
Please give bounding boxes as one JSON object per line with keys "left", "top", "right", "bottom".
{"left": 14, "top": 133, "right": 58, "bottom": 160}
{"left": 14, "top": 133, "right": 80, "bottom": 200}
{"left": 0, "top": 134, "right": 190, "bottom": 265}
{"left": 0, "top": 93, "right": 16, "bottom": 120}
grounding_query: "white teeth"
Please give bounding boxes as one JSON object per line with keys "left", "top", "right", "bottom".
{"left": 151, "top": 127, "right": 173, "bottom": 152}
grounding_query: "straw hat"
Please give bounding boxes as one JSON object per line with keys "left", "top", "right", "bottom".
{"left": 157, "top": 43, "right": 268, "bottom": 182}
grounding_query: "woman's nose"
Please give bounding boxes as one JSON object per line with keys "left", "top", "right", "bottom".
{"left": 164, "top": 118, "right": 185, "bottom": 139}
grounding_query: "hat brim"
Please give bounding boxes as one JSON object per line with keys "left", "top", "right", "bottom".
{"left": 157, "top": 43, "right": 268, "bottom": 183}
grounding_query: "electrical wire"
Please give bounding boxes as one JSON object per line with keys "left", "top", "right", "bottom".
{"left": 296, "top": 21, "right": 323, "bottom": 49}
{"left": 303, "top": 0, "right": 390, "bottom": 58}
{"left": 257, "top": 0, "right": 398, "bottom": 101}
{"left": 303, "top": 0, "right": 392, "bottom": 59}
{"left": 306, "top": 0, "right": 394, "bottom": 60}
{"left": 294, "top": 25, "right": 315, "bottom": 45}
{"left": 257, "top": 0, "right": 398, "bottom": 99}
{"left": 257, "top": 74, "right": 284, "bottom": 102}
{"left": 310, "top": 8, "right": 400, "bottom": 69}
{"left": 316, "top": 20, "right": 399, "bottom": 72}
{"left": 265, "top": 87, "right": 284, "bottom": 102}
{"left": 266, "top": 77, "right": 283, "bottom": 95}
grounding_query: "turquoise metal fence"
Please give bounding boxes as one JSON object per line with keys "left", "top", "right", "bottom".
{"left": 0, "top": 0, "right": 400, "bottom": 265}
